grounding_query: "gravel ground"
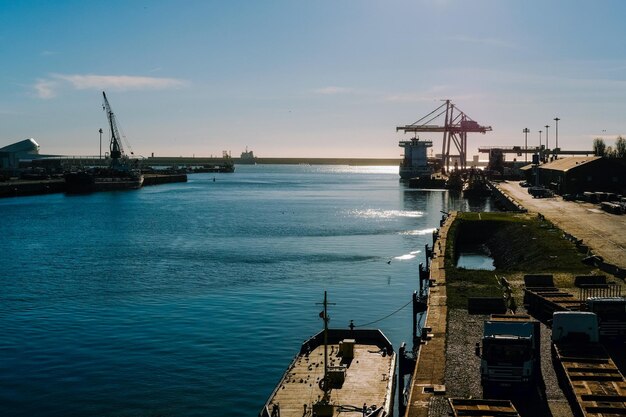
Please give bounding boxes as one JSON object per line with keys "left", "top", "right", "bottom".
{"left": 428, "top": 307, "right": 574, "bottom": 417}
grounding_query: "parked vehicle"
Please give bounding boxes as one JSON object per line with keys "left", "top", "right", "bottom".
{"left": 551, "top": 311, "right": 626, "bottom": 417}
{"left": 475, "top": 314, "right": 540, "bottom": 392}
{"left": 523, "top": 274, "right": 626, "bottom": 341}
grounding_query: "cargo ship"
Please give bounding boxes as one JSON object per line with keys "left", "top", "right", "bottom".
{"left": 259, "top": 292, "right": 396, "bottom": 417}
{"left": 239, "top": 147, "right": 257, "bottom": 164}
{"left": 65, "top": 92, "right": 144, "bottom": 193}
{"left": 398, "top": 137, "right": 433, "bottom": 180}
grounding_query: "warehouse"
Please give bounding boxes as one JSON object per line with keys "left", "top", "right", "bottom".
{"left": 0, "top": 138, "right": 41, "bottom": 171}
{"left": 522, "top": 156, "right": 625, "bottom": 195}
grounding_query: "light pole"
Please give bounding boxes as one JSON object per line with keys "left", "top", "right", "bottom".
{"left": 523, "top": 128, "right": 530, "bottom": 163}
{"left": 99, "top": 128, "right": 103, "bottom": 160}
{"left": 553, "top": 117, "right": 560, "bottom": 152}
{"left": 539, "top": 130, "right": 543, "bottom": 163}
{"left": 545, "top": 125, "right": 550, "bottom": 152}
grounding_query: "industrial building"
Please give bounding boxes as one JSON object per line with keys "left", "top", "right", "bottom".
{"left": 521, "top": 156, "right": 626, "bottom": 195}
{"left": 0, "top": 138, "right": 40, "bottom": 171}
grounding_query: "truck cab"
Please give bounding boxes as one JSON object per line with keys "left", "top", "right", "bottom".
{"left": 585, "top": 297, "right": 626, "bottom": 340}
{"left": 551, "top": 311, "right": 599, "bottom": 344}
{"left": 477, "top": 314, "right": 540, "bottom": 391}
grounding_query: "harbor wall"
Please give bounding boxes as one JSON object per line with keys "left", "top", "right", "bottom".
{"left": 0, "top": 179, "right": 64, "bottom": 198}
{"left": 0, "top": 174, "right": 187, "bottom": 198}
{"left": 490, "top": 182, "right": 527, "bottom": 212}
{"left": 405, "top": 212, "right": 456, "bottom": 417}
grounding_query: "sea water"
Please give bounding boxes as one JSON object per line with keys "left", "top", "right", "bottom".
{"left": 0, "top": 165, "right": 492, "bottom": 416}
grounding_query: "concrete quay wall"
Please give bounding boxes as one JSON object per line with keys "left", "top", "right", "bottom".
{"left": 0, "top": 173, "right": 187, "bottom": 198}
{"left": 405, "top": 212, "right": 456, "bottom": 417}
{"left": 0, "top": 178, "right": 64, "bottom": 198}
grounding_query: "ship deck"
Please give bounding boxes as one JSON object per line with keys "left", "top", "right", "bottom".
{"left": 264, "top": 341, "right": 395, "bottom": 417}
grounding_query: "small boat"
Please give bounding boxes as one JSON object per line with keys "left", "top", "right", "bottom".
{"left": 462, "top": 171, "right": 491, "bottom": 199}
{"left": 259, "top": 292, "right": 396, "bottom": 417}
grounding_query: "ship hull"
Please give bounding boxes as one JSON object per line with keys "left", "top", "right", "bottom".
{"left": 399, "top": 166, "right": 433, "bottom": 180}
{"left": 65, "top": 171, "right": 144, "bottom": 194}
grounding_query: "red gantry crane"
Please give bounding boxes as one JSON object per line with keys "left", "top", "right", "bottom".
{"left": 397, "top": 100, "right": 492, "bottom": 172}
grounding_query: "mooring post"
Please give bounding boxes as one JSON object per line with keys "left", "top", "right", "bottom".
{"left": 412, "top": 290, "right": 418, "bottom": 340}
{"left": 398, "top": 342, "right": 406, "bottom": 415}
{"left": 418, "top": 263, "right": 424, "bottom": 294}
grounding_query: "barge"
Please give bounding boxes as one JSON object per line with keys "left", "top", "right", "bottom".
{"left": 65, "top": 92, "right": 144, "bottom": 194}
{"left": 260, "top": 293, "right": 396, "bottom": 417}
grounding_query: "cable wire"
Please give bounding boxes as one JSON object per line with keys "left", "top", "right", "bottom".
{"left": 353, "top": 298, "right": 413, "bottom": 328}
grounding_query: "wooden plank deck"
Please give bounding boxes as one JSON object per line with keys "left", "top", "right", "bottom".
{"left": 448, "top": 398, "right": 520, "bottom": 416}
{"left": 555, "top": 344, "right": 626, "bottom": 416}
{"left": 266, "top": 343, "right": 395, "bottom": 416}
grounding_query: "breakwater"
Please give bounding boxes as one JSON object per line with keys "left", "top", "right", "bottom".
{"left": 45, "top": 156, "right": 402, "bottom": 167}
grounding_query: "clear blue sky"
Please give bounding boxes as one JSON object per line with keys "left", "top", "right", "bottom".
{"left": 2, "top": 0, "right": 626, "bottom": 158}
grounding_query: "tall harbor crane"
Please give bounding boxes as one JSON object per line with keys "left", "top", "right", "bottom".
{"left": 102, "top": 91, "right": 131, "bottom": 169}
{"left": 397, "top": 100, "right": 492, "bottom": 172}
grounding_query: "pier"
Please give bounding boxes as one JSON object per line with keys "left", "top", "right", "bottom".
{"left": 405, "top": 212, "right": 456, "bottom": 417}
{"left": 404, "top": 202, "right": 626, "bottom": 417}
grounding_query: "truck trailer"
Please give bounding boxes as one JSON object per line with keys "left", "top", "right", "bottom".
{"left": 551, "top": 311, "right": 626, "bottom": 416}
{"left": 523, "top": 275, "right": 626, "bottom": 340}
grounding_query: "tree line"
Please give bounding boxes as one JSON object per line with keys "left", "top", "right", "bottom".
{"left": 593, "top": 136, "right": 626, "bottom": 158}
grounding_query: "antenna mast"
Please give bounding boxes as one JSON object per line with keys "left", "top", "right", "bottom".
{"left": 316, "top": 291, "right": 335, "bottom": 397}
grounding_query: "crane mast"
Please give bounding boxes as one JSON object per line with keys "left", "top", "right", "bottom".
{"left": 102, "top": 91, "right": 124, "bottom": 167}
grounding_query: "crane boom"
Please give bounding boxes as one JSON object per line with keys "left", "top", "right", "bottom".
{"left": 102, "top": 91, "right": 124, "bottom": 163}
{"left": 396, "top": 100, "right": 492, "bottom": 172}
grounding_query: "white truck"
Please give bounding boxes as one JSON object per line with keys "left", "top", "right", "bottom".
{"left": 476, "top": 314, "right": 540, "bottom": 392}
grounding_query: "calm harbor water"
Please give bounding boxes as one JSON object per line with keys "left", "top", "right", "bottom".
{"left": 0, "top": 165, "right": 492, "bottom": 416}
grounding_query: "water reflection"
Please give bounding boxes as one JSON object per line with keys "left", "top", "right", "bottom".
{"left": 401, "top": 184, "right": 496, "bottom": 214}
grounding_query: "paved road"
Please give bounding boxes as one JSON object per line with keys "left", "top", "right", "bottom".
{"left": 497, "top": 181, "right": 626, "bottom": 270}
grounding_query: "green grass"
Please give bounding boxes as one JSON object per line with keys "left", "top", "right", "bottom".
{"left": 444, "top": 212, "right": 595, "bottom": 310}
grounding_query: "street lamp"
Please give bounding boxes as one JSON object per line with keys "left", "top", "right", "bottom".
{"left": 545, "top": 125, "right": 550, "bottom": 152}
{"left": 523, "top": 128, "right": 530, "bottom": 163}
{"left": 99, "top": 128, "right": 103, "bottom": 160}
{"left": 553, "top": 117, "right": 560, "bottom": 153}
{"left": 539, "top": 130, "right": 543, "bottom": 163}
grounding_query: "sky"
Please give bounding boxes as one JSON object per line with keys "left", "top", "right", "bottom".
{"left": 2, "top": 0, "right": 626, "bottom": 159}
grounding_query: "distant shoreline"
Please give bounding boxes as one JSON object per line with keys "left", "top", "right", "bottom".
{"left": 242, "top": 157, "right": 401, "bottom": 166}
{"left": 28, "top": 156, "right": 402, "bottom": 167}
